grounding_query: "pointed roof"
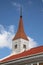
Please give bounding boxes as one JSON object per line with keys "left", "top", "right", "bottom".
{"left": 13, "top": 7, "right": 29, "bottom": 41}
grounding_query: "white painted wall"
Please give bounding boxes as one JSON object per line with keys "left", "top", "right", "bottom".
{"left": 12, "top": 38, "right": 29, "bottom": 54}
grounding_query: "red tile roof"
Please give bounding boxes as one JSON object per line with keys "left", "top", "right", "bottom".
{"left": 12, "top": 16, "right": 29, "bottom": 41}
{"left": 1, "top": 46, "right": 43, "bottom": 63}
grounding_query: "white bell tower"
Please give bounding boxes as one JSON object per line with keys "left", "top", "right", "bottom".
{"left": 12, "top": 7, "right": 29, "bottom": 54}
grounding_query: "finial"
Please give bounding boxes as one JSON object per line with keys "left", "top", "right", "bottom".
{"left": 20, "top": 5, "right": 22, "bottom": 17}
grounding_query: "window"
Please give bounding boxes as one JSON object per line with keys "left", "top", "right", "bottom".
{"left": 15, "top": 44, "right": 17, "bottom": 49}
{"left": 23, "top": 44, "right": 26, "bottom": 49}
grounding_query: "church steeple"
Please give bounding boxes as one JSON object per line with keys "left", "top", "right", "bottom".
{"left": 12, "top": 7, "right": 29, "bottom": 54}
{"left": 13, "top": 6, "right": 29, "bottom": 41}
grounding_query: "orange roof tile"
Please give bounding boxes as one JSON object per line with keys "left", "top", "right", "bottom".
{"left": 1, "top": 46, "right": 43, "bottom": 63}
{"left": 12, "top": 16, "right": 29, "bottom": 41}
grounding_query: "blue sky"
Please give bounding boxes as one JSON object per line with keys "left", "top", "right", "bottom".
{"left": 0, "top": 0, "right": 43, "bottom": 59}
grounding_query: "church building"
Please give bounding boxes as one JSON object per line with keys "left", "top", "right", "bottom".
{"left": 0, "top": 7, "right": 43, "bottom": 65}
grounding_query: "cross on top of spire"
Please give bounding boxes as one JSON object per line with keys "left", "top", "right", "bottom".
{"left": 20, "top": 5, "right": 22, "bottom": 17}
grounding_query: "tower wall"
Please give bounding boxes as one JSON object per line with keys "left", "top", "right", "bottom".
{"left": 12, "top": 39, "right": 29, "bottom": 54}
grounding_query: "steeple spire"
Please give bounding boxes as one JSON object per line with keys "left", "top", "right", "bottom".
{"left": 13, "top": 7, "right": 29, "bottom": 41}
{"left": 20, "top": 6, "right": 22, "bottom": 17}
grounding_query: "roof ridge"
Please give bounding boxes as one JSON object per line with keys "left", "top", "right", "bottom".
{"left": 1, "top": 46, "right": 43, "bottom": 63}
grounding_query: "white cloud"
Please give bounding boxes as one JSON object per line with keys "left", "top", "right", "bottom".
{"left": 12, "top": 2, "right": 20, "bottom": 7}
{"left": 0, "top": 25, "right": 15, "bottom": 49}
{"left": 12, "top": 2, "right": 21, "bottom": 11}
{"left": 28, "top": 37, "right": 37, "bottom": 49}
{"left": 42, "top": 0, "right": 43, "bottom": 2}
{"left": 0, "top": 25, "right": 37, "bottom": 50}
